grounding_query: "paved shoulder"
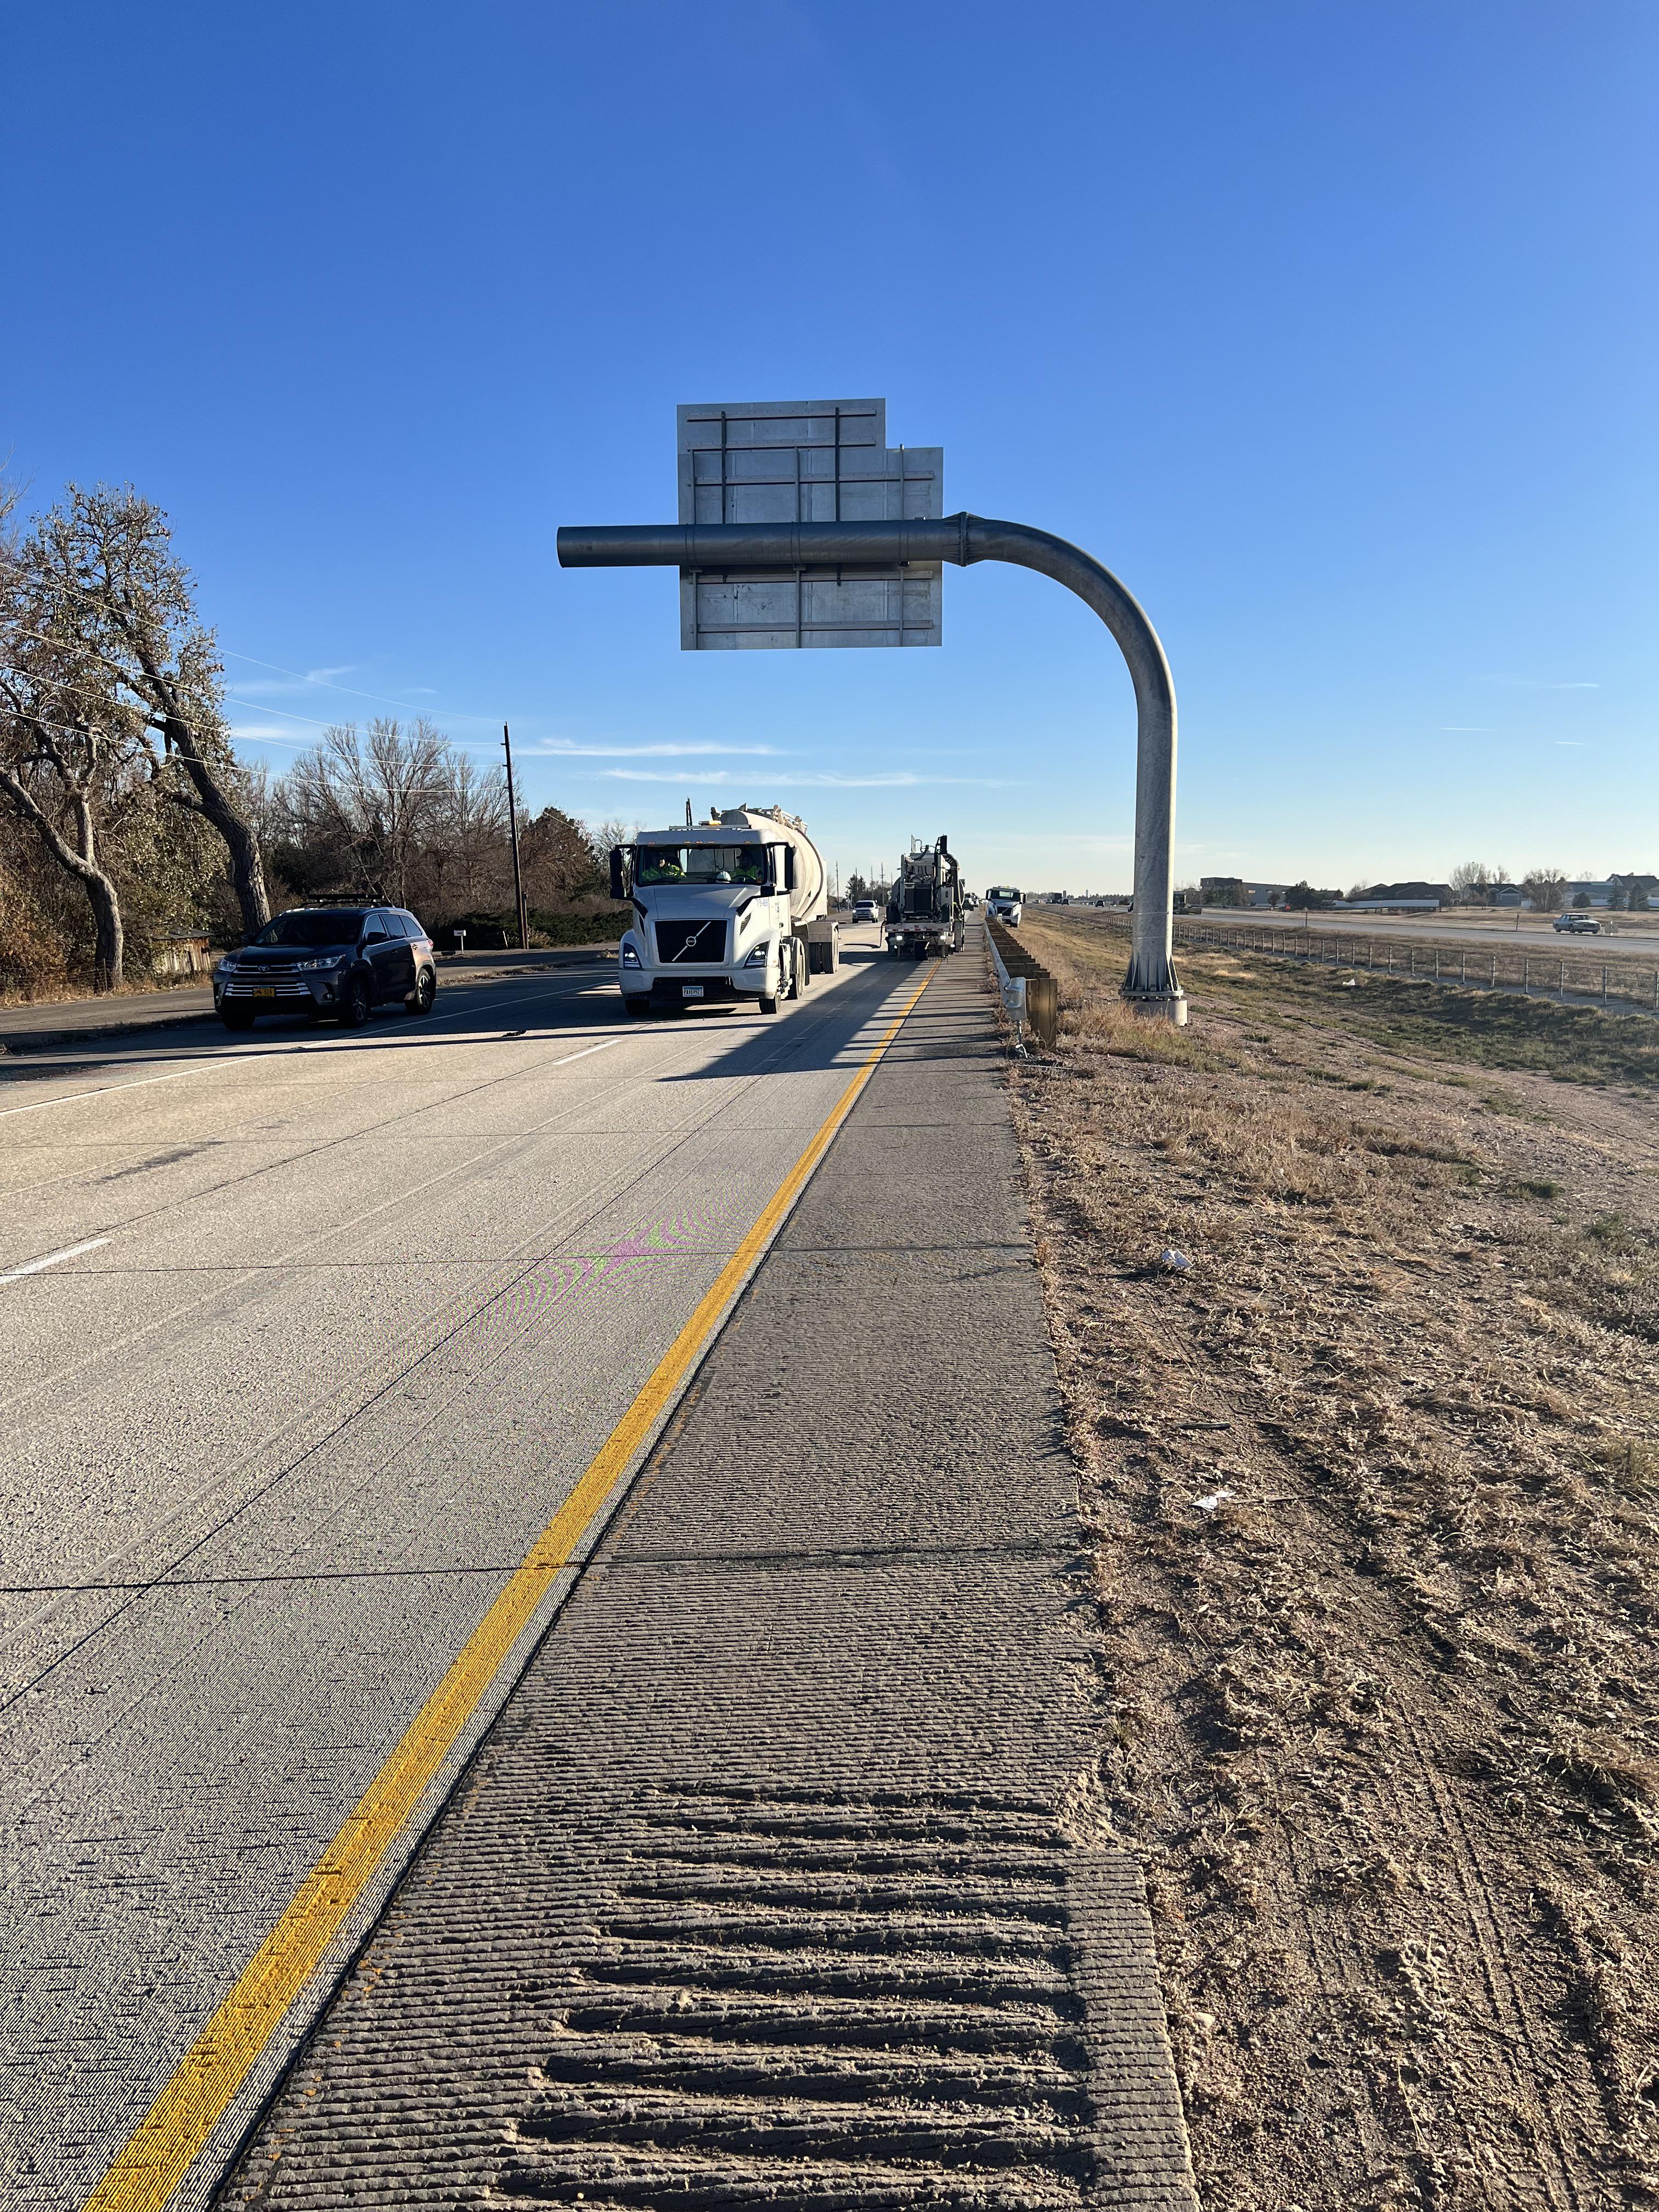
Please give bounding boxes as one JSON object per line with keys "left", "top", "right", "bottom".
{"left": 222, "top": 939, "right": 1198, "bottom": 2211}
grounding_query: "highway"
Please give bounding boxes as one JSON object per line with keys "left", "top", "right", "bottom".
{"left": 0, "top": 932, "right": 952, "bottom": 2207}
{"left": 1182, "top": 907, "right": 1659, "bottom": 956}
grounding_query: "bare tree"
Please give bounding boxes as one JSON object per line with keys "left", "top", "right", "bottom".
{"left": 1448, "top": 861, "right": 1496, "bottom": 906}
{"left": 0, "top": 504, "right": 165, "bottom": 988}
{"left": 427, "top": 753, "right": 510, "bottom": 911}
{"left": 282, "top": 718, "right": 454, "bottom": 905}
{"left": 26, "top": 486, "right": 270, "bottom": 936}
{"left": 1520, "top": 867, "right": 1568, "bottom": 914}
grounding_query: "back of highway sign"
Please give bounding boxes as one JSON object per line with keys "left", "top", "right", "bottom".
{"left": 676, "top": 398, "right": 943, "bottom": 648}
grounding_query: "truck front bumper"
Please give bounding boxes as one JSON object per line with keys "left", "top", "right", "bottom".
{"left": 628, "top": 973, "right": 761, "bottom": 1008}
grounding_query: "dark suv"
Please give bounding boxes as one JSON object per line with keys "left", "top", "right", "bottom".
{"left": 215, "top": 907, "right": 437, "bottom": 1031}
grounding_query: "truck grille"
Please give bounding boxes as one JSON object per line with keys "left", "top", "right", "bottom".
{"left": 654, "top": 919, "right": 729, "bottom": 965}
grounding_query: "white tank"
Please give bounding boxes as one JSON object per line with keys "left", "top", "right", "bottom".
{"left": 715, "top": 807, "right": 827, "bottom": 927}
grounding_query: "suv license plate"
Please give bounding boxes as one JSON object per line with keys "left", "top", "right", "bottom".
{"left": 253, "top": 987, "right": 275, "bottom": 998}
{"left": 682, "top": 984, "right": 705, "bottom": 999}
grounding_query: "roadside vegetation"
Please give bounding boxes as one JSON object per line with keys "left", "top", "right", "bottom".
{"left": 1012, "top": 906, "right": 1659, "bottom": 2210}
{"left": 0, "top": 479, "right": 625, "bottom": 1002}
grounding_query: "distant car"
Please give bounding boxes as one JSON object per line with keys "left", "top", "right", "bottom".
{"left": 985, "top": 885, "right": 1024, "bottom": 927}
{"left": 850, "top": 898, "right": 880, "bottom": 924}
{"left": 1553, "top": 912, "right": 1601, "bottom": 934}
{"left": 215, "top": 906, "right": 437, "bottom": 1030}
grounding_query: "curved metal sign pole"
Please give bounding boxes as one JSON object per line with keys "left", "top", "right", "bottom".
{"left": 556, "top": 512, "right": 1186, "bottom": 1022}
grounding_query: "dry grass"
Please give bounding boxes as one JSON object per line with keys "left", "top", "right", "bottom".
{"left": 1011, "top": 909, "right": 1659, "bottom": 2211}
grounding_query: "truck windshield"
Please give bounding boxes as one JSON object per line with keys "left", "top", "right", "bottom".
{"left": 635, "top": 845, "right": 765, "bottom": 886}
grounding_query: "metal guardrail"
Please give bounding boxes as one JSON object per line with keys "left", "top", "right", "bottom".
{"left": 1075, "top": 910, "right": 1659, "bottom": 1018}
{"left": 986, "top": 920, "right": 1029, "bottom": 1053}
{"left": 986, "top": 919, "right": 1059, "bottom": 1049}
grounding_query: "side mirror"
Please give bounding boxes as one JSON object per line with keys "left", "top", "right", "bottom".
{"left": 782, "top": 847, "right": 797, "bottom": 893}
{"left": 610, "top": 848, "right": 628, "bottom": 901}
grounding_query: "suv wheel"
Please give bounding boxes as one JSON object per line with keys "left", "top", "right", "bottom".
{"left": 406, "top": 967, "right": 436, "bottom": 1015}
{"left": 341, "top": 977, "right": 372, "bottom": 1028}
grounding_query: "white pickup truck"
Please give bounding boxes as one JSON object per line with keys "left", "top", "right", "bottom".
{"left": 611, "top": 807, "right": 831, "bottom": 1017}
{"left": 985, "top": 885, "right": 1024, "bottom": 927}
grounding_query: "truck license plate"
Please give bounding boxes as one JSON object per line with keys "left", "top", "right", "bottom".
{"left": 682, "top": 984, "right": 704, "bottom": 999}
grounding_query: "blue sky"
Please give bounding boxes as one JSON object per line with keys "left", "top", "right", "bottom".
{"left": 5, "top": 1, "right": 1653, "bottom": 895}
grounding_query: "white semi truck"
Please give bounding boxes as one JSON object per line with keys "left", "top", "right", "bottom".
{"left": 610, "top": 807, "right": 833, "bottom": 1017}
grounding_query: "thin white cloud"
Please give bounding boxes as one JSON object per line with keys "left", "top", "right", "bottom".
{"left": 227, "top": 724, "right": 308, "bottom": 746}
{"left": 596, "top": 767, "right": 1008, "bottom": 789}
{"left": 521, "top": 741, "right": 780, "bottom": 759}
{"left": 304, "top": 665, "right": 354, "bottom": 683}
{"left": 1441, "top": 726, "right": 1498, "bottom": 733}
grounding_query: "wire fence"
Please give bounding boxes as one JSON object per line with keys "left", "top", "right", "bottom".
{"left": 1069, "top": 910, "right": 1659, "bottom": 1018}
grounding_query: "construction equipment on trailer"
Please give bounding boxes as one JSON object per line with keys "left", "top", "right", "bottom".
{"left": 610, "top": 806, "right": 833, "bottom": 1016}
{"left": 886, "top": 837, "right": 964, "bottom": 960}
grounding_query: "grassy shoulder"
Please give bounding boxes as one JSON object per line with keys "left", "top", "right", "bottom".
{"left": 1008, "top": 905, "right": 1659, "bottom": 2210}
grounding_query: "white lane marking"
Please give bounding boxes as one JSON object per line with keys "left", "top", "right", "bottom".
{"left": 0, "top": 1235, "right": 110, "bottom": 1286}
{"left": 0, "top": 979, "right": 627, "bottom": 1121}
{"left": 0, "top": 1064, "right": 215, "bottom": 1120}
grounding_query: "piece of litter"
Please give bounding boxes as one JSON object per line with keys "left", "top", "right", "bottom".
{"left": 1340, "top": 978, "right": 1357, "bottom": 989}
{"left": 1192, "top": 1488, "right": 1237, "bottom": 1514}
{"left": 1160, "top": 1248, "right": 1192, "bottom": 1272}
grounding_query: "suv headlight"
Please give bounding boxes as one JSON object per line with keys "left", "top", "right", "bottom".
{"left": 620, "top": 941, "right": 642, "bottom": 968}
{"left": 296, "top": 955, "right": 347, "bottom": 971}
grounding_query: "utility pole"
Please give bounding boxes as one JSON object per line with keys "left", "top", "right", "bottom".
{"left": 502, "top": 723, "right": 529, "bottom": 951}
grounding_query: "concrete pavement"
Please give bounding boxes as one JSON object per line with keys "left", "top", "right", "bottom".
{"left": 217, "top": 932, "right": 1195, "bottom": 2212}
{"left": 0, "top": 939, "right": 944, "bottom": 2205}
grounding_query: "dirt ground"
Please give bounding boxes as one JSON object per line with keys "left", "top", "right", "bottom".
{"left": 1008, "top": 911, "right": 1659, "bottom": 2212}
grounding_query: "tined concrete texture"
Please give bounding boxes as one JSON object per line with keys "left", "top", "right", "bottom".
{"left": 221, "top": 941, "right": 1198, "bottom": 2211}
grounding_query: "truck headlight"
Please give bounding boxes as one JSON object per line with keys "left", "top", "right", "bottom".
{"left": 743, "top": 941, "right": 771, "bottom": 967}
{"left": 621, "top": 941, "right": 642, "bottom": 969}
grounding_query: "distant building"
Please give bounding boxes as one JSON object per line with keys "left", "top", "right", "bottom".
{"left": 1345, "top": 881, "right": 1452, "bottom": 910}
{"left": 1199, "top": 877, "right": 1290, "bottom": 909}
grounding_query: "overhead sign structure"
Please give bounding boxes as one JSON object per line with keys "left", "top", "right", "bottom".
{"left": 677, "top": 398, "right": 943, "bottom": 649}
{"left": 558, "top": 400, "right": 1188, "bottom": 1024}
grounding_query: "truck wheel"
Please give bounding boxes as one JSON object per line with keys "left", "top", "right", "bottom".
{"left": 758, "top": 993, "right": 778, "bottom": 1014}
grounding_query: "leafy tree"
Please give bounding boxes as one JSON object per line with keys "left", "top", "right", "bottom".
{"left": 521, "top": 804, "right": 602, "bottom": 909}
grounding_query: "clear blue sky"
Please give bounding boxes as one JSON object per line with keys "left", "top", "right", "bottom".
{"left": 6, "top": 2, "right": 1653, "bottom": 895}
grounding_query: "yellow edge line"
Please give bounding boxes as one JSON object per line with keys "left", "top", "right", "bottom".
{"left": 83, "top": 961, "right": 939, "bottom": 2212}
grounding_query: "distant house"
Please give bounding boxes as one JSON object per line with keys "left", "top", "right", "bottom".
{"left": 1341, "top": 882, "right": 1451, "bottom": 912}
